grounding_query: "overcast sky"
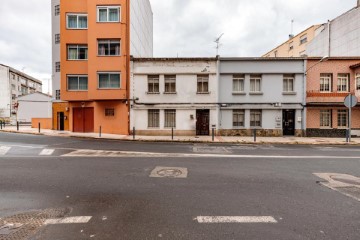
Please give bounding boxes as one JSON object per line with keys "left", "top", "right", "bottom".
{"left": 0, "top": 0, "right": 356, "bottom": 93}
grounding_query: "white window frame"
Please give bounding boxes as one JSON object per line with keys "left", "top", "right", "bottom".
{"left": 197, "top": 75, "right": 209, "bottom": 93}
{"left": 164, "top": 109, "right": 176, "bottom": 128}
{"left": 98, "top": 39, "right": 121, "bottom": 56}
{"left": 320, "top": 73, "right": 332, "bottom": 92}
{"left": 97, "top": 6, "right": 121, "bottom": 23}
{"left": 97, "top": 72, "right": 121, "bottom": 89}
{"left": 337, "top": 109, "right": 348, "bottom": 128}
{"left": 233, "top": 110, "right": 245, "bottom": 127}
{"left": 67, "top": 45, "right": 88, "bottom": 60}
{"left": 67, "top": 75, "right": 88, "bottom": 91}
{"left": 337, "top": 74, "right": 349, "bottom": 92}
{"left": 250, "top": 110, "right": 262, "bottom": 128}
{"left": 250, "top": 75, "right": 262, "bottom": 93}
{"left": 148, "top": 109, "right": 160, "bottom": 128}
{"left": 148, "top": 75, "right": 160, "bottom": 93}
{"left": 164, "top": 75, "right": 176, "bottom": 93}
{"left": 66, "top": 14, "right": 88, "bottom": 29}
{"left": 320, "top": 110, "right": 332, "bottom": 128}
{"left": 232, "top": 75, "right": 245, "bottom": 93}
{"left": 283, "top": 75, "right": 295, "bottom": 92}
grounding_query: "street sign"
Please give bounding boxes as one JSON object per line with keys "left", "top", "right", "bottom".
{"left": 344, "top": 95, "right": 358, "bottom": 108}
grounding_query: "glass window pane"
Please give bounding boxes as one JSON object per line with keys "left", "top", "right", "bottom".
{"left": 78, "top": 47, "right": 88, "bottom": 59}
{"left": 98, "top": 9, "right": 107, "bottom": 22}
{"left": 110, "top": 74, "right": 120, "bottom": 88}
{"left": 79, "top": 77, "right": 88, "bottom": 90}
{"left": 68, "top": 15, "right": 77, "bottom": 28}
{"left": 99, "top": 74, "right": 109, "bottom": 88}
{"left": 78, "top": 16, "right": 87, "bottom": 28}
{"left": 68, "top": 77, "right": 78, "bottom": 90}
{"left": 109, "top": 8, "right": 119, "bottom": 21}
{"left": 68, "top": 47, "right": 78, "bottom": 59}
{"left": 110, "top": 42, "right": 120, "bottom": 55}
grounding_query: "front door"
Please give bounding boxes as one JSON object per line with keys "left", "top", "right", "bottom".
{"left": 73, "top": 107, "right": 94, "bottom": 133}
{"left": 283, "top": 110, "right": 295, "bottom": 136}
{"left": 196, "top": 110, "right": 210, "bottom": 135}
{"left": 57, "top": 112, "right": 65, "bottom": 131}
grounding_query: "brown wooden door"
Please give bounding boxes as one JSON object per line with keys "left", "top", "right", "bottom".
{"left": 73, "top": 107, "right": 94, "bottom": 133}
{"left": 196, "top": 110, "right": 210, "bottom": 135}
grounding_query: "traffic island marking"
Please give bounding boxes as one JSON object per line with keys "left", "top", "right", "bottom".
{"left": 195, "top": 216, "right": 278, "bottom": 223}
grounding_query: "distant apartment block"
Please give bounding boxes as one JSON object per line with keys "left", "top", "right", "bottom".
{"left": 262, "top": 25, "right": 324, "bottom": 58}
{"left": 51, "top": 0, "right": 153, "bottom": 133}
{"left": 0, "top": 64, "right": 42, "bottom": 122}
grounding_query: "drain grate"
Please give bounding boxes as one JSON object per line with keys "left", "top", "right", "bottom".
{"left": 0, "top": 208, "right": 69, "bottom": 240}
{"left": 150, "top": 167, "right": 188, "bottom": 178}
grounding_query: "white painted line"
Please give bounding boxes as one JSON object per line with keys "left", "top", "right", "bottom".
{"left": 0, "top": 146, "right": 11, "bottom": 155}
{"left": 39, "top": 149, "right": 55, "bottom": 156}
{"left": 44, "top": 216, "right": 92, "bottom": 225}
{"left": 196, "top": 216, "right": 278, "bottom": 223}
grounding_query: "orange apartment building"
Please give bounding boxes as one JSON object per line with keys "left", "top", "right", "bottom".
{"left": 51, "top": 0, "right": 153, "bottom": 134}
{"left": 306, "top": 58, "right": 360, "bottom": 137}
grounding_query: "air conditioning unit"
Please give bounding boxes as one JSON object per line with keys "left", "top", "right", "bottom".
{"left": 274, "top": 102, "right": 282, "bottom": 107}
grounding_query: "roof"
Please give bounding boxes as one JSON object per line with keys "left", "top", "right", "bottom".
{"left": 17, "top": 92, "right": 52, "bottom": 101}
{"left": 131, "top": 57, "right": 218, "bottom": 62}
{"left": 0, "top": 64, "right": 43, "bottom": 84}
{"left": 220, "top": 57, "right": 305, "bottom": 61}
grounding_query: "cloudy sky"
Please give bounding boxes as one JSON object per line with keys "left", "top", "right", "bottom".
{"left": 0, "top": 0, "right": 356, "bottom": 93}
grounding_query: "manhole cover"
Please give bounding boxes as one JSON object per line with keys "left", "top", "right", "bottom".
{"left": 150, "top": 167, "right": 188, "bottom": 178}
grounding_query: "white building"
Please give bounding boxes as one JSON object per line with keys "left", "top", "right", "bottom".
{"left": 17, "top": 93, "right": 52, "bottom": 123}
{"left": 130, "top": 58, "right": 218, "bottom": 136}
{"left": 0, "top": 64, "right": 42, "bottom": 122}
{"left": 307, "top": 3, "right": 360, "bottom": 57}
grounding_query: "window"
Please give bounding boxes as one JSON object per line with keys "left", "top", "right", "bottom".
{"left": 55, "top": 90, "right": 61, "bottom": 100}
{"left": 299, "top": 50, "right": 306, "bottom": 57}
{"left": 98, "top": 40, "right": 120, "bottom": 56}
{"left": 21, "top": 86, "right": 27, "bottom": 95}
{"left": 148, "top": 110, "right": 160, "bottom": 128}
{"left": 320, "top": 110, "right": 332, "bottom": 127}
{"left": 105, "top": 108, "right": 115, "bottom": 117}
{"left": 300, "top": 34, "right": 307, "bottom": 45}
{"left": 12, "top": 94, "right": 16, "bottom": 100}
{"left": 250, "top": 75, "right": 261, "bottom": 92}
{"left": 283, "top": 74, "right": 294, "bottom": 92}
{"left": 55, "top": 34, "right": 60, "bottom": 44}
{"left": 98, "top": 73, "right": 121, "bottom": 89}
{"left": 320, "top": 73, "right": 331, "bottom": 92}
{"left": 337, "top": 74, "right": 349, "bottom": 92}
{"left": 97, "top": 6, "right": 120, "bottom": 22}
{"left": 250, "top": 110, "right": 262, "bottom": 127}
{"left": 233, "top": 75, "right": 245, "bottom": 92}
{"left": 67, "top": 14, "right": 87, "bottom": 29}
{"left": 274, "top": 50, "right": 278, "bottom": 57}
{"left": 67, "top": 45, "right": 88, "bottom": 60}
{"left": 197, "top": 75, "right": 209, "bottom": 93}
{"left": 165, "top": 110, "right": 176, "bottom": 128}
{"left": 55, "top": 62, "right": 60, "bottom": 72}
{"left": 55, "top": 5, "right": 60, "bottom": 16}
{"left": 233, "top": 110, "right": 245, "bottom": 127}
{"left": 11, "top": 74, "right": 15, "bottom": 80}
{"left": 164, "top": 75, "right": 176, "bottom": 93}
{"left": 11, "top": 84, "right": 15, "bottom": 90}
{"left": 337, "top": 110, "right": 348, "bottom": 128}
{"left": 67, "top": 75, "right": 88, "bottom": 91}
{"left": 148, "top": 75, "right": 159, "bottom": 93}
{"left": 357, "top": 73, "right": 360, "bottom": 90}
{"left": 289, "top": 41, "right": 294, "bottom": 50}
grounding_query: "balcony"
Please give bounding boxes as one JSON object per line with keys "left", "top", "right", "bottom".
{"left": 306, "top": 90, "right": 354, "bottom": 98}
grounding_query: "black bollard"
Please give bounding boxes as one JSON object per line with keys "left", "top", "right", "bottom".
{"left": 17, "top": 121, "right": 19, "bottom": 131}
{"left": 133, "top": 127, "right": 135, "bottom": 140}
{"left": 254, "top": 129, "right": 257, "bottom": 142}
{"left": 0, "top": 121, "right": 2, "bottom": 130}
{"left": 172, "top": 127, "right": 174, "bottom": 140}
{"left": 38, "top": 122, "right": 41, "bottom": 133}
{"left": 99, "top": 126, "right": 102, "bottom": 138}
{"left": 212, "top": 127, "right": 215, "bottom": 142}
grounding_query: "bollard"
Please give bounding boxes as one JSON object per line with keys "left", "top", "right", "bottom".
{"left": 133, "top": 127, "right": 135, "bottom": 140}
{"left": 253, "top": 129, "right": 257, "bottom": 142}
{"left": 171, "top": 127, "right": 174, "bottom": 140}
{"left": 3, "top": 121, "right": 5, "bottom": 129}
{"left": 212, "top": 127, "right": 215, "bottom": 142}
{"left": 99, "top": 126, "right": 102, "bottom": 138}
{"left": 38, "top": 122, "right": 41, "bottom": 133}
{"left": 0, "top": 121, "right": 2, "bottom": 130}
{"left": 17, "top": 121, "right": 19, "bottom": 131}
{"left": 346, "top": 129, "right": 350, "bottom": 143}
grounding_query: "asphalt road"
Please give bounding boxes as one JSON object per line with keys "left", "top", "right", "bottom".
{"left": 1, "top": 132, "right": 360, "bottom": 239}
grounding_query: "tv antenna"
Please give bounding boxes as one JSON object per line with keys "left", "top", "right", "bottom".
{"left": 214, "top": 33, "right": 224, "bottom": 56}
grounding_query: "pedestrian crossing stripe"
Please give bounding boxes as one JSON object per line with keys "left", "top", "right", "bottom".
{"left": 0, "top": 146, "right": 11, "bottom": 155}
{"left": 40, "top": 149, "right": 55, "bottom": 156}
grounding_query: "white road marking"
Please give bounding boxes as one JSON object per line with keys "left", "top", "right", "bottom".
{"left": 62, "top": 149, "right": 360, "bottom": 159}
{"left": 44, "top": 216, "right": 92, "bottom": 225}
{"left": 39, "top": 149, "right": 55, "bottom": 156}
{"left": 0, "top": 146, "right": 11, "bottom": 155}
{"left": 196, "top": 216, "right": 278, "bottom": 223}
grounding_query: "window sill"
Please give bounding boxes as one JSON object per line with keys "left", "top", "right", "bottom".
{"left": 232, "top": 92, "right": 246, "bottom": 95}
{"left": 66, "top": 28, "right": 88, "bottom": 30}
{"left": 67, "top": 59, "right": 88, "bottom": 61}
{"left": 319, "top": 127, "right": 332, "bottom": 129}
{"left": 249, "top": 92, "right": 263, "bottom": 95}
{"left": 148, "top": 127, "right": 160, "bottom": 129}
{"left": 147, "top": 92, "right": 160, "bottom": 95}
{"left": 67, "top": 90, "right": 88, "bottom": 92}
{"left": 163, "top": 92, "right": 177, "bottom": 94}
{"left": 98, "top": 88, "right": 121, "bottom": 90}
{"left": 282, "top": 92, "right": 297, "bottom": 95}
{"left": 96, "top": 21, "right": 121, "bottom": 23}
{"left": 97, "top": 55, "right": 121, "bottom": 57}
{"left": 197, "top": 92, "right": 211, "bottom": 94}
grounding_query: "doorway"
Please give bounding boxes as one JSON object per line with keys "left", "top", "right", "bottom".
{"left": 73, "top": 107, "right": 94, "bottom": 133}
{"left": 57, "top": 112, "right": 65, "bottom": 131}
{"left": 196, "top": 109, "right": 210, "bottom": 135}
{"left": 283, "top": 110, "right": 295, "bottom": 136}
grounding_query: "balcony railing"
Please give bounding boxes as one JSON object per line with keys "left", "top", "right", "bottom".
{"left": 306, "top": 90, "right": 354, "bottom": 98}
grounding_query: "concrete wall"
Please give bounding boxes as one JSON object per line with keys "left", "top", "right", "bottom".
{"left": 307, "top": 7, "right": 360, "bottom": 57}
{"left": 130, "top": 0, "right": 153, "bottom": 57}
{"left": 17, "top": 93, "right": 52, "bottom": 122}
{"left": 131, "top": 59, "right": 218, "bottom": 135}
{"left": 219, "top": 59, "right": 306, "bottom": 136}
{"left": 0, "top": 65, "right": 10, "bottom": 118}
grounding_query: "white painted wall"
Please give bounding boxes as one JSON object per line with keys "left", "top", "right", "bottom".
{"left": 51, "top": 0, "right": 61, "bottom": 100}
{"left": 0, "top": 65, "right": 10, "bottom": 118}
{"left": 131, "top": 59, "right": 218, "bottom": 134}
{"left": 17, "top": 93, "right": 52, "bottom": 122}
{"left": 130, "top": 0, "right": 153, "bottom": 57}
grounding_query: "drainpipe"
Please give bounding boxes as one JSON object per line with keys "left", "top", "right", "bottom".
{"left": 126, "top": 0, "right": 131, "bottom": 135}
{"left": 302, "top": 59, "right": 307, "bottom": 137}
{"left": 216, "top": 55, "right": 221, "bottom": 132}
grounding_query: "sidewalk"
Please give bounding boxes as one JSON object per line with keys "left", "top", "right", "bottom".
{"left": 0, "top": 125, "right": 359, "bottom": 145}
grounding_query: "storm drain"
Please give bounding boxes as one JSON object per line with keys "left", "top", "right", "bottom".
{"left": 0, "top": 208, "right": 69, "bottom": 240}
{"left": 150, "top": 167, "right": 188, "bottom": 178}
